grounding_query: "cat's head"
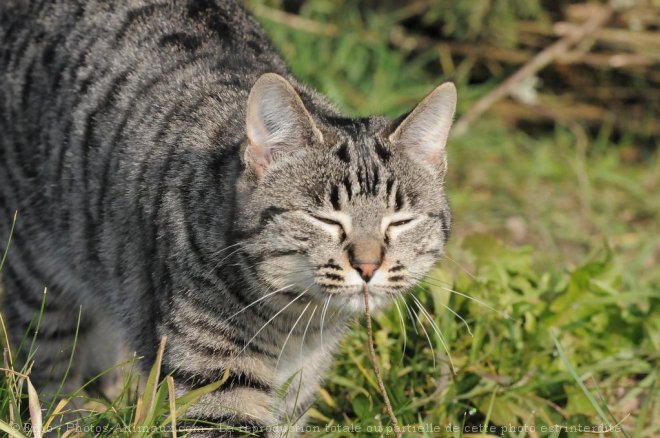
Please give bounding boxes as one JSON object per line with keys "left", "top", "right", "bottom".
{"left": 235, "top": 73, "right": 455, "bottom": 313}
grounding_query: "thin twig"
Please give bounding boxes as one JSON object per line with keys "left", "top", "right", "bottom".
{"left": 248, "top": 3, "right": 338, "bottom": 37}
{"left": 452, "top": 5, "right": 613, "bottom": 137}
{"left": 0, "top": 367, "right": 30, "bottom": 378}
{"left": 363, "top": 284, "right": 402, "bottom": 437}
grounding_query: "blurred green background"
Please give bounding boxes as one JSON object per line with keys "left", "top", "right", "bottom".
{"left": 246, "top": 0, "right": 659, "bottom": 436}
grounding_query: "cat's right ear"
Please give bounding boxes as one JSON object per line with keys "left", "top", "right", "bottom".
{"left": 245, "top": 73, "right": 323, "bottom": 180}
{"left": 388, "top": 82, "right": 457, "bottom": 175}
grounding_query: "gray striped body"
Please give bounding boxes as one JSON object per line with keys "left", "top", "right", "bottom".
{"left": 0, "top": 1, "right": 454, "bottom": 435}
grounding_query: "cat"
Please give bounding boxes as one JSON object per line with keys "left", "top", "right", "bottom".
{"left": 0, "top": 0, "right": 455, "bottom": 435}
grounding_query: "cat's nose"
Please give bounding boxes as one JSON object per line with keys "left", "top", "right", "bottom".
{"left": 347, "top": 238, "right": 384, "bottom": 282}
{"left": 352, "top": 262, "right": 381, "bottom": 282}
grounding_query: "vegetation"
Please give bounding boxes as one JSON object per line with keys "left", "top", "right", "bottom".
{"left": 1, "top": 0, "right": 658, "bottom": 436}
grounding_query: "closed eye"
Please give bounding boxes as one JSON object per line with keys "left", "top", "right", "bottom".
{"left": 304, "top": 212, "right": 352, "bottom": 236}
{"left": 312, "top": 215, "right": 342, "bottom": 227}
{"left": 382, "top": 215, "right": 418, "bottom": 236}
{"left": 389, "top": 219, "right": 413, "bottom": 227}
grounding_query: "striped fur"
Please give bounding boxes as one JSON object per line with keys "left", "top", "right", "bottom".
{"left": 0, "top": 1, "right": 454, "bottom": 435}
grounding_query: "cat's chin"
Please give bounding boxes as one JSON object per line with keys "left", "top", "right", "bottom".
{"left": 321, "top": 285, "right": 398, "bottom": 314}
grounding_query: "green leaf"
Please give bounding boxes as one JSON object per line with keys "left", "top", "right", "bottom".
{"left": 0, "top": 419, "right": 27, "bottom": 438}
{"left": 351, "top": 394, "right": 371, "bottom": 420}
{"left": 134, "top": 336, "right": 166, "bottom": 432}
{"left": 159, "top": 368, "right": 231, "bottom": 428}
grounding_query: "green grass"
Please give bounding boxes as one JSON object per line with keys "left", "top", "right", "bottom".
{"left": 1, "top": 1, "right": 659, "bottom": 436}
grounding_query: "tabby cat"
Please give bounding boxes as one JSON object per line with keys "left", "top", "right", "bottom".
{"left": 0, "top": 0, "right": 456, "bottom": 435}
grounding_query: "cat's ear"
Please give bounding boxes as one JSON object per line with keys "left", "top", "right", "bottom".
{"left": 388, "top": 82, "right": 457, "bottom": 174}
{"left": 245, "top": 73, "right": 322, "bottom": 179}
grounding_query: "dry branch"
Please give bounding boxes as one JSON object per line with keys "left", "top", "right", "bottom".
{"left": 492, "top": 97, "right": 660, "bottom": 137}
{"left": 248, "top": 3, "right": 339, "bottom": 37}
{"left": 452, "top": 5, "right": 614, "bottom": 137}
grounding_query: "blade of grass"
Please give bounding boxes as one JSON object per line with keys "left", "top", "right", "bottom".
{"left": 47, "top": 306, "right": 82, "bottom": 414}
{"left": 482, "top": 387, "right": 497, "bottom": 432}
{"left": 1, "top": 314, "right": 13, "bottom": 366}
{"left": 138, "top": 382, "right": 168, "bottom": 438}
{"left": 42, "top": 398, "right": 70, "bottom": 433}
{"left": 133, "top": 396, "right": 143, "bottom": 430}
{"left": 1, "top": 366, "right": 31, "bottom": 430}
{"left": 0, "top": 419, "right": 27, "bottom": 438}
{"left": 2, "top": 350, "right": 19, "bottom": 427}
{"left": 548, "top": 430, "right": 561, "bottom": 438}
{"left": 551, "top": 331, "right": 621, "bottom": 438}
{"left": 166, "top": 376, "right": 177, "bottom": 438}
{"left": 0, "top": 210, "right": 17, "bottom": 274}
{"left": 27, "top": 288, "right": 48, "bottom": 368}
{"left": 134, "top": 336, "right": 167, "bottom": 429}
{"left": 159, "top": 367, "right": 230, "bottom": 428}
{"left": 632, "top": 371, "right": 656, "bottom": 438}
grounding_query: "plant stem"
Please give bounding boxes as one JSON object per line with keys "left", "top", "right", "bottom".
{"left": 363, "top": 284, "right": 402, "bottom": 437}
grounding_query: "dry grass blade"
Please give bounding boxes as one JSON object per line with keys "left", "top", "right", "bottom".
{"left": 166, "top": 376, "right": 177, "bottom": 438}
{"left": 42, "top": 398, "right": 70, "bottom": 433}
{"left": 362, "top": 284, "right": 402, "bottom": 438}
{"left": 2, "top": 349, "right": 17, "bottom": 426}
{"left": 1, "top": 365, "right": 31, "bottom": 430}
{"left": 26, "top": 378, "right": 42, "bottom": 438}
{"left": 1, "top": 315, "right": 13, "bottom": 367}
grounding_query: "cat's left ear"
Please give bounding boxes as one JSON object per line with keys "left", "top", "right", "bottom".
{"left": 388, "top": 82, "right": 457, "bottom": 174}
{"left": 245, "top": 73, "right": 323, "bottom": 180}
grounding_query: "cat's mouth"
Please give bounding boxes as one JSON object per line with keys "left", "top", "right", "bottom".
{"left": 320, "top": 284, "right": 397, "bottom": 313}
{"left": 307, "top": 276, "right": 412, "bottom": 313}
{"left": 272, "top": 282, "right": 398, "bottom": 315}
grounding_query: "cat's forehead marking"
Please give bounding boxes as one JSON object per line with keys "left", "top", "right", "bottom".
{"left": 322, "top": 136, "right": 404, "bottom": 214}
{"left": 331, "top": 132, "right": 388, "bottom": 167}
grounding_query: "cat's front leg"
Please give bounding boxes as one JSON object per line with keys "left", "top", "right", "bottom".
{"left": 156, "top": 313, "right": 280, "bottom": 437}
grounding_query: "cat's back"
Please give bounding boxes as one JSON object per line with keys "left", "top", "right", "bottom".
{"left": 0, "top": 0, "right": 293, "bottom": 270}
{"left": 0, "top": 0, "right": 288, "bottom": 207}
{"left": 0, "top": 0, "right": 287, "bottom": 114}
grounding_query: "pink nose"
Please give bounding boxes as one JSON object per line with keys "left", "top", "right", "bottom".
{"left": 353, "top": 262, "right": 380, "bottom": 282}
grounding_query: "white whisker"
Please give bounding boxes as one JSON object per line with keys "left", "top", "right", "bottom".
{"left": 210, "top": 241, "right": 247, "bottom": 257}
{"left": 409, "top": 272, "right": 509, "bottom": 318}
{"left": 411, "top": 290, "right": 473, "bottom": 337}
{"left": 300, "top": 305, "right": 318, "bottom": 358}
{"left": 237, "top": 285, "right": 312, "bottom": 357}
{"left": 410, "top": 300, "right": 436, "bottom": 368}
{"left": 441, "top": 253, "right": 477, "bottom": 281}
{"left": 320, "top": 295, "right": 331, "bottom": 347}
{"left": 206, "top": 242, "right": 249, "bottom": 276}
{"left": 391, "top": 295, "right": 408, "bottom": 363}
{"left": 276, "top": 301, "right": 311, "bottom": 370}
{"left": 411, "top": 296, "right": 456, "bottom": 374}
{"left": 401, "top": 297, "right": 419, "bottom": 335}
{"left": 224, "top": 283, "right": 295, "bottom": 322}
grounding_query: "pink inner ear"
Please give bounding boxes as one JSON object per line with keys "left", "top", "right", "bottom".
{"left": 244, "top": 73, "right": 324, "bottom": 180}
{"left": 247, "top": 110, "right": 272, "bottom": 150}
{"left": 388, "top": 82, "right": 456, "bottom": 172}
{"left": 245, "top": 137, "right": 272, "bottom": 180}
